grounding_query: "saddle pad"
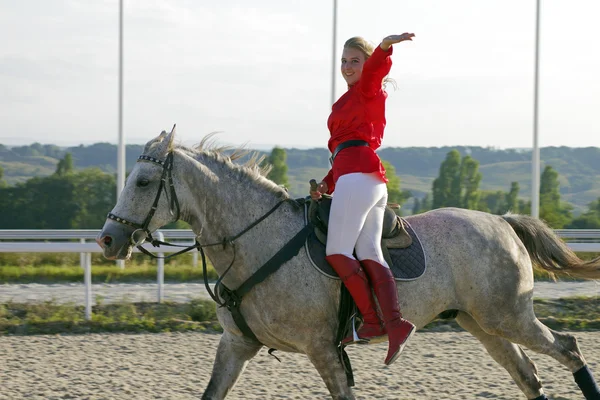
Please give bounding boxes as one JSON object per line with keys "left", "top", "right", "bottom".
{"left": 305, "top": 219, "right": 426, "bottom": 281}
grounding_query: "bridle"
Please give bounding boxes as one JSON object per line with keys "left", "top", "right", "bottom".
{"left": 105, "top": 150, "right": 297, "bottom": 306}
{"left": 107, "top": 152, "right": 182, "bottom": 253}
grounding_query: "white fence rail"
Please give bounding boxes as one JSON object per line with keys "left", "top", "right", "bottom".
{"left": 0, "top": 230, "right": 199, "bottom": 320}
{"left": 1, "top": 229, "right": 600, "bottom": 320}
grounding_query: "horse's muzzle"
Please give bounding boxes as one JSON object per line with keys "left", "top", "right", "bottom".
{"left": 96, "top": 222, "right": 134, "bottom": 260}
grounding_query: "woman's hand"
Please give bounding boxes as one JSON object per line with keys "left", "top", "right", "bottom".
{"left": 310, "top": 181, "right": 328, "bottom": 200}
{"left": 380, "top": 33, "right": 415, "bottom": 51}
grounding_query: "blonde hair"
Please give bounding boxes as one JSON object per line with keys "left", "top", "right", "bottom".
{"left": 344, "top": 36, "right": 375, "bottom": 59}
{"left": 343, "top": 36, "right": 397, "bottom": 90}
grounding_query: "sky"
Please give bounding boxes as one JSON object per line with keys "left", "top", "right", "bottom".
{"left": 0, "top": 0, "right": 598, "bottom": 150}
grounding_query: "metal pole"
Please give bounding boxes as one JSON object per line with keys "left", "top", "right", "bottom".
{"left": 330, "top": 0, "right": 338, "bottom": 106}
{"left": 157, "top": 232, "right": 164, "bottom": 303}
{"left": 84, "top": 253, "right": 92, "bottom": 321}
{"left": 531, "top": 0, "right": 541, "bottom": 218}
{"left": 117, "top": 0, "right": 126, "bottom": 269}
{"left": 117, "top": 0, "right": 125, "bottom": 199}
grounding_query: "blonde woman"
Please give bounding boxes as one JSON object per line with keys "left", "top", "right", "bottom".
{"left": 310, "top": 33, "right": 415, "bottom": 366}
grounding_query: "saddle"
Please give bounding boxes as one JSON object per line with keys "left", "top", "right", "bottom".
{"left": 309, "top": 195, "right": 412, "bottom": 263}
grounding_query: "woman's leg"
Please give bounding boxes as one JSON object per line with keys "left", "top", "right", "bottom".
{"left": 325, "top": 173, "right": 380, "bottom": 258}
{"left": 353, "top": 174, "right": 388, "bottom": 265}
{"left": 354, "top": 174, "right": 416, "bottom": 365}
{"left": 325, "top": 173, "right": 385, "bottom": 343}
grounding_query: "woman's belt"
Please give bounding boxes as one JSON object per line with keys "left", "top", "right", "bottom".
{"left": 329, "top": 140, "right": 369, "bottom": 166}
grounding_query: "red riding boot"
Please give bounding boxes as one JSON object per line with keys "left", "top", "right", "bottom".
{"left": 361, "top": 259, "right": 416, "bottom": 366}
{"left": 325, "top": 254, "right": 386, "bottom": 344}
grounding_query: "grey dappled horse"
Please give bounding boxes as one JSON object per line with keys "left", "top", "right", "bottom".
{"left": 97, "top": 128, "right": 600, "bottom": 400}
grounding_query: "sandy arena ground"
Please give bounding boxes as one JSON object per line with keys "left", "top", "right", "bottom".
{"left": 1, "top": 331, "right": 599, "bottom": 399}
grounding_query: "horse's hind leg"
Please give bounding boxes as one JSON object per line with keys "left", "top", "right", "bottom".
{"left": 456, "top": 312, "right": 546, "bottom": 399}
{"left": 477, "top": 303, "right": 600, "bottom": 399}
{"left": 306, "top": 344, "right": 355, "bottom": 400}
{"left": 202, "top": 331, "right": 262, "bottom": 400}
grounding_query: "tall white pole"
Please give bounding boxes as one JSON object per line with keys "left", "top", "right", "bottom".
{"left": 84, "top": 253, "right": 92, "bottom": 321}
{"left": 330, "top": 0, "right": 338, "bottom": 106}
{"left": 117, "top": 0, "right": 126, "bottom": 269}
{"left": 531, "top": 0, "right": 541, "bottom": 218}
{"left": 117, "top": 0, "right": 125, "bottom": 199}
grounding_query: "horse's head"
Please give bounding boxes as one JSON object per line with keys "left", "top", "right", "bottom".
{"left": 96, "top": 125, "right": 180, "bottom": 260}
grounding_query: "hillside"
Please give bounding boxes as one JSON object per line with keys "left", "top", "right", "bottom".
{"left": 2, "top": 143, "right": 600, "bottom": 214}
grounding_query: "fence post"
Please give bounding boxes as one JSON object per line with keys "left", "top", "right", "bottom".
{"left": 84, "top": 252, "right": 92, "bottom": 321}
{"left": 80, "top": 238, "right": 85, "bottom": 268}
{"left": 192, "top": 250, "right": 198, "bottom": 268}
{"left": 157, "top": 231, "right": 164, "bottom": 303}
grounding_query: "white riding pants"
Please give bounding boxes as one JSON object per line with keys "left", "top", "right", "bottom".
{"left": 325, "top": 172, "right": 390, "bottom": 268}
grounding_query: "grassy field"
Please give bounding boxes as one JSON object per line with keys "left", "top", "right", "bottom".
{"left": 0, "top": 263, "right": 218, "bottom": 284}
{"left": 0, "top": 252, "right": 218, "bottom": 283}
{"left": 0, "top": 298, "right": 221, "bottom": 335}
{"left": 2, "top": 296, "right": 600, "bottom": 335}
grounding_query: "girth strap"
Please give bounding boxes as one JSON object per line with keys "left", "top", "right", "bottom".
{"left": 219, "top": 223, "right": 314, "bottom": 341}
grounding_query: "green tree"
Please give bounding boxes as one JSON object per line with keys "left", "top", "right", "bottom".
{"left": 477, "top": 182, "right": 520, "bottom": 215}
{"left": 432, "top": 150, "right": 482, "bottom": 209}
{"left": 71, "top": 169, "right": 117, "bottom": 228}
{"left": 382, "top": 160, "right": 411, "bottom": 208}
{"left": 412, "top": 198, "right": 421, "bottom": 215}
{"left": 432, "top": 150, "right": 461, "bottom": 209}
{"left": 263, "top": 147, "right": 289, "bottom": 187}
{"left": 460, "top": 156, "right": 482, "bottom": 209}
{"left": 506, "top": 182, "right": 520, "bottom": 213}
{"left": 568, "top": 198, "right": 600, "bottom": 228}
{"left": 478, "top": 190, "right": 505, "bottom": 214}
{"left": 1, "top": 175, "right": 80, "bottom": 228}
{"left": 0, "top": 165, "right": 6, "bottom": 188}
{"left": 539, "top": 166, "right": 572, "bottom": 228}
{"left": 55, "top": 153, "right": 74, "bottom": 176}
{"left": 421, "top": 193, "right": 432, "bottom": 212}
{"left": 519, "top": 199, "right": 531, "bottom": 216}
{"left": 0, "top": 168, "right": 117, "bottom": 229}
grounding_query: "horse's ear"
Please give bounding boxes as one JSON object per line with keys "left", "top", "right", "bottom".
{"left": 156, "top": 124, "right": 176, "bottom": 156}
{"left": 143, "top": 125, "right": 176, "bottom": 156}
{"left": 167, "top": 124, "right": 176, "bottom": 149}
{"left": 143, "top": 130, "right": 168, "bottom": 153}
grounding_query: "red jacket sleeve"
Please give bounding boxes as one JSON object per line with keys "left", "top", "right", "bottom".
{"left": 322, "top": 169, "right": 335, "bottom": 194}
{"left": 359, "top": 45, "right": 393, "bottom": 98}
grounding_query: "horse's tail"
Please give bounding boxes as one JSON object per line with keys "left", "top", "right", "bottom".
{"left": 502, "top": 213, "right": 600, "bottom": 280}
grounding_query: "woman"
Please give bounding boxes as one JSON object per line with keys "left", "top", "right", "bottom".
{"left": 310, "top": 33, "right": 416, "bottom": 366}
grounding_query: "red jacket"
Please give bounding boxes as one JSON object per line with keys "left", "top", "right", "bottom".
{"left": 322, "top": 45, "right": 393, "bottom": 194}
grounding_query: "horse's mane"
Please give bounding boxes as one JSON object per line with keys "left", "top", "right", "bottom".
{"left": 172, "top": 133, "right": 290, "bottom": 200}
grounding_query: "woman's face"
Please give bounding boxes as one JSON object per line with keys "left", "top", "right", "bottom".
{"left": 340, "top": 47, "right": 366, "bottom": 86}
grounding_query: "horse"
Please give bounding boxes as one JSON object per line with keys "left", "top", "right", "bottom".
{"left": 97, "top": 127, "right": 600, "bottom": 400}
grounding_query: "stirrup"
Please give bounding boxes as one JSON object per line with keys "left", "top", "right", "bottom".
{"left": 342, "top": 316, "right": 370, "bottom": 346}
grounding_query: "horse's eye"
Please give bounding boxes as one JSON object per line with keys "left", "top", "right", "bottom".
{"left": 137, "top": 179, "right": 150, "bottom": 187}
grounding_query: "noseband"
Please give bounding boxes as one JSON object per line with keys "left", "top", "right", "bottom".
{"left": 107, "top": 152, "right": 180, "bottom": 251}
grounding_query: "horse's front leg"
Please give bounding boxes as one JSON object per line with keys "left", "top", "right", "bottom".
{"left": 202, "top": 331, "right": 262, "bottom": 400}
{"left": 306, "top": 344, "right": 355, "bottom": 400}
